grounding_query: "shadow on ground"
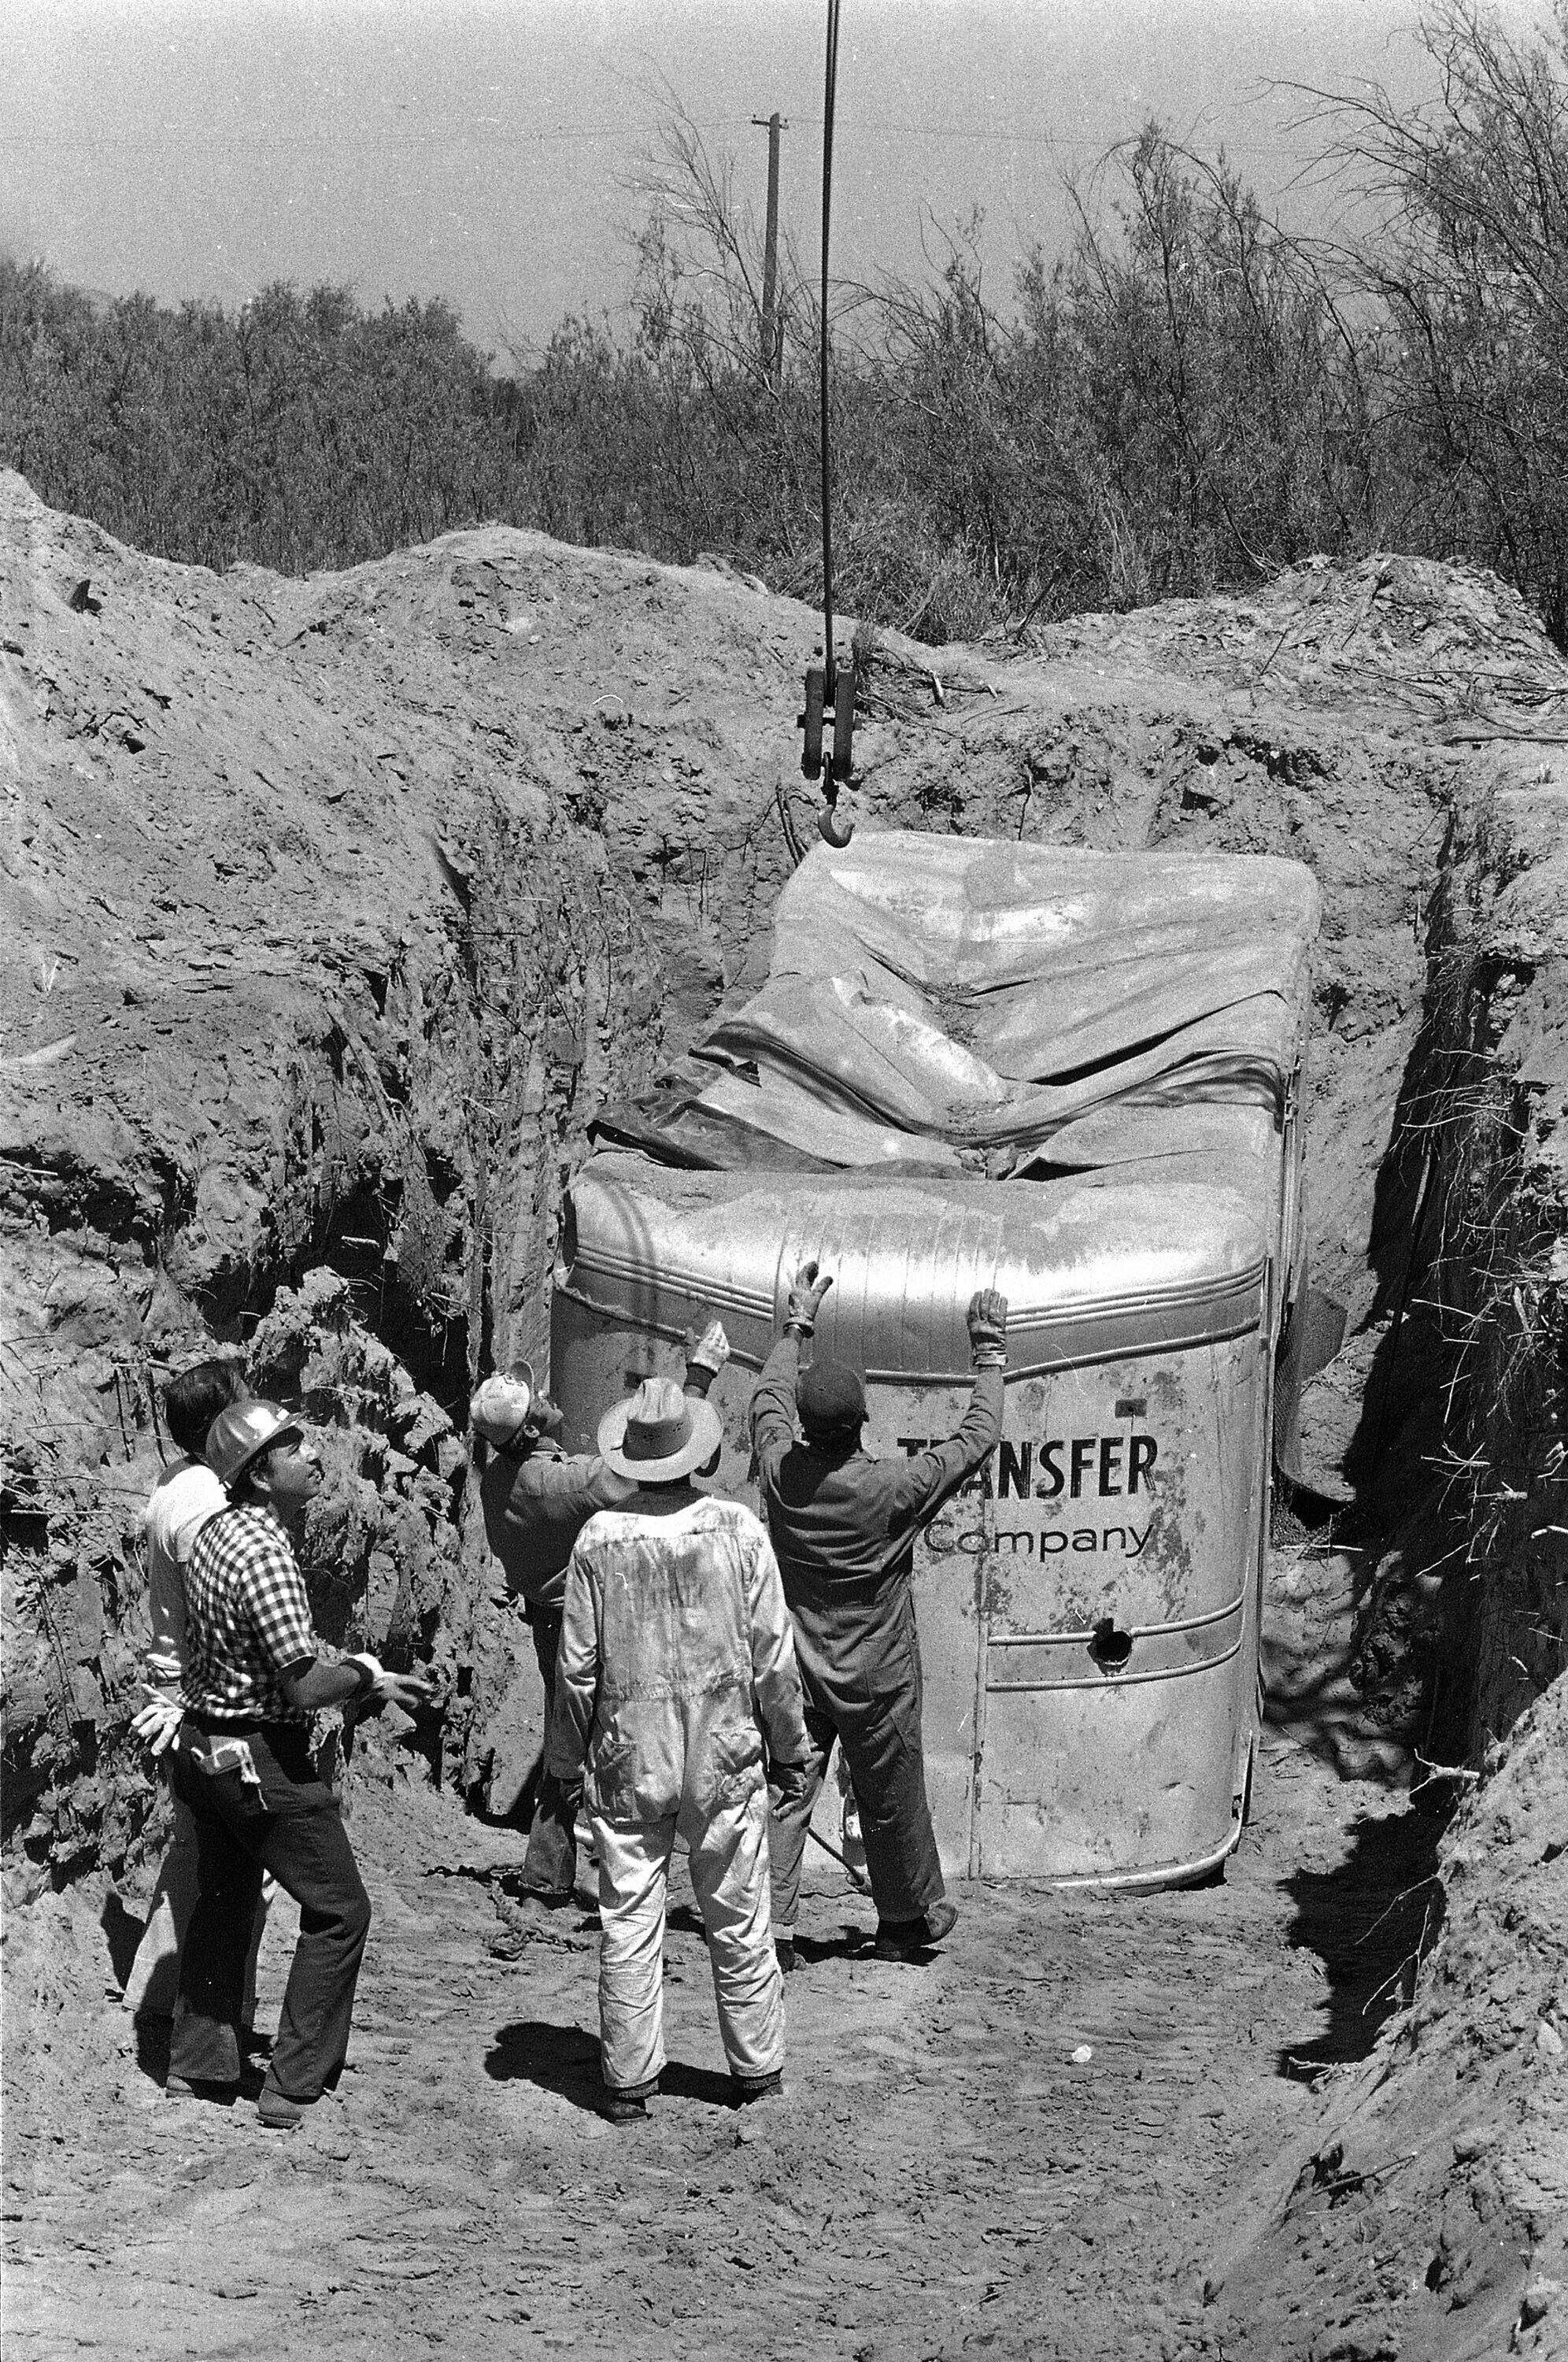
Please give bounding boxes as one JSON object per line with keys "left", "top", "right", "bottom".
{"left": 99, "top": 1890, "right": 142, "bottom": 1994}
{"left": 485, "top": 2018, "right": 735, "bottom": 2113}
{"left": 793, "top": 1925, "right": 875, "bottom": 1967}
{"left": 1275, "top": 1793, "right": 1448, "bottom": 2078}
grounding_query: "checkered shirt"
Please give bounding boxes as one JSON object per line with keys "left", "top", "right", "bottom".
{"left": 182, "top": 1501, "right": 317, "bottom": 1725}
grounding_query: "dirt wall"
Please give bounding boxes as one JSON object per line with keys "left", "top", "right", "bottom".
{"left": 1211, "top": 1668, "right": 1568, "bottom": 2361}
{"left": 1429, "top": 787, "right": 1568, "bottom": 1760}
{"left": 4, "top": 476, "right": 1566, "bottom": 1898}
{"left": 1, "top": 481, "right": 676, "bottom": 1890}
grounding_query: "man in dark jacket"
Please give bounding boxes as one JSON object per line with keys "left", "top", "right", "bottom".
{"left": 475, "top": 1324, "right": 730, "bottom": 1900}
{"left": 751, "top": 1265, "right": 1007, "bottom": 1964}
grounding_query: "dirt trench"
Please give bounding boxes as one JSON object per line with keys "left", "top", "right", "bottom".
{"left": 6, "top": 1684, "right": 1565, "bottom": 2362}
{"left": 0, "top": 1732, "right": 1458, "bottom": 2362}
{"left": 4, "top": 488, "right": 1568, "bottom": 2357}
{"left": 7, "top": 482, "right": 1568, "bottom": 1866}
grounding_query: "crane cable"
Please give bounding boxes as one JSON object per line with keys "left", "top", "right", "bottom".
{"left": 819, "top": 0, "right": 841, "bottom": 689}
{"left": 796, "top": 0, "right": 855, "bottom": 844}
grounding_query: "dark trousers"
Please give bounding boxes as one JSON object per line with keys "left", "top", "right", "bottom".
{"left": 768, "top": 1597, "right": 945, "bottom": 1931}
{"left": 523, "top": 1608, "right": 580, "bottom": 1894}
{"left": 168, "top": 1723, "right": 371, "bottom": 2103}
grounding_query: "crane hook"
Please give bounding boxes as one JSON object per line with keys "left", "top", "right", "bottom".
{"left": 799, "top": 654, "right": 857, "bottom": 845}
{"left": 818, "top": 786, "right": 854, "bottom": 847}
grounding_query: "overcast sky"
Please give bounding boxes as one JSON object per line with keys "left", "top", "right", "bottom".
{"left": 1, "top": 1, "right": 1556, "bottom": 359}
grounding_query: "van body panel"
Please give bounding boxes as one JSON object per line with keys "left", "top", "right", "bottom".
{"left": 553, "top": 1161, "right": 1276, "bottom": 1885}
{"left": 549, "top": 834, "right": 1316, "bottom": 1888}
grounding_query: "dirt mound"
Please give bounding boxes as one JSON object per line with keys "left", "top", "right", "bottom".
{"left": 1029, "top": 550, "right": 1568, "bottom": 723}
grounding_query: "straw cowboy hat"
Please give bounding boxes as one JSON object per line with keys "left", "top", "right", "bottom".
{"left": 468, "top": 1360, "right": 538, "bottom": 1446}
{"left": 597, "top": 1376, "right": 723, "bottom": 1482}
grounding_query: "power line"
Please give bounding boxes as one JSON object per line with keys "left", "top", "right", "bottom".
{"left": 0, "top": 123, "right": 1329, "bottom": 159}
{"left": 0, "top": 121, "right": 750, "bottom": 150}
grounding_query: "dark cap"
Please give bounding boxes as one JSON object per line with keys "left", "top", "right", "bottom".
{"left": 797, "top": 1358, "right": 866, "bottom": 1439}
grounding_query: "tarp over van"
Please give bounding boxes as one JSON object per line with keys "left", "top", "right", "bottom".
{"left": 594, "top": 834, "right": 1319, "bottom": 1179}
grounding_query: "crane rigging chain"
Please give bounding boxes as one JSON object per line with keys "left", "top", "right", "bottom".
{"left": 797, "top": 0, "right": 856, "bottom": 846}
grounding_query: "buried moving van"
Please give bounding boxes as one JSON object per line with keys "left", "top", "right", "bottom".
{"left": 551, "top": 832, "right": 1320, "bottom": 1887}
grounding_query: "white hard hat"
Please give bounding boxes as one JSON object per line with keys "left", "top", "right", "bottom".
{"left": 469, "top": 1363, "right": 536, "bottom": 1446}
{"left": 205, "top": 1399, "right": 303, "bottom": 1490}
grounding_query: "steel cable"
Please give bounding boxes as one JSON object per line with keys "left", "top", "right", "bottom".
{"left": 819, "top": 0, "right": 841, "bottom": 687}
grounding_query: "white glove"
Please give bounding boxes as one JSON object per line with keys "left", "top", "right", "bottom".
{"left": 686, "top": 1320, "right": 730, "bottom": 1396}
{"left": 689, "top": 1318, "right": 730, "bottom": 1375}
{"left": 131, "top": 1687, "right": 184, "bottom": 1757}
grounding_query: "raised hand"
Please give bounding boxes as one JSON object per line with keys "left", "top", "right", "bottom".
{"left": 686, "top": 1320, "right": 731, "bottom": 1392}
{"left": 967, "top": 1288, "right": 1009, "bottom": 1368}
{"left": 786, "top": 1262, "right": 834, "bottom": 1336}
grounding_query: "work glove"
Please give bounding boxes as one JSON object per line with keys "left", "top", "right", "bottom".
{"left": 347, "top": 1653, "right": 438, "bottom": 1712}
{"left": 771, "top": 1759, "right": 811, "bottom": 1809}
{"left": 684, "top": 1319, "right": 730, "bottom": 1398}
{"left": 131, "top": 1686, "right": 184, "bottom": 1758}
{"left": 785, "top": 1261, "right": 833, "bottom": 1338}
{"left": 527, "top": 1394, "right": 567, "bottom": 1438}
{"left": 967, "top": 1288, "right": 1009, "bottom": 1368}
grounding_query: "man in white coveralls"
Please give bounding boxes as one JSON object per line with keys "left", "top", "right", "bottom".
{"left": 549, "top": 1374, "right": 811, "bottom": 2123}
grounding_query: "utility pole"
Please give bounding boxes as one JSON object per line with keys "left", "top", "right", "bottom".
{"left": 751, "top": 110, "right": 787, "bottom": 391}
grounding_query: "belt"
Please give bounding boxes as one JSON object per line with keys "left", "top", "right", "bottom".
{"left": 187, "top": 1709, "right": 302, "bottom": 1739}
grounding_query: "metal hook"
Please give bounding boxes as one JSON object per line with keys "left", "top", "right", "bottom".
{"left": 800, "top": 656, "right": 856, "bottom": 842}
{"left": 818, "top": 788, "right": 854, "bottom": 847}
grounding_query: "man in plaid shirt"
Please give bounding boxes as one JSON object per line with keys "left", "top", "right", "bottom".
{"left": 167, "top": 1400, "right": 430, "bottom": 2131}
{"left": 124, "top": 1357, "right": 262, "bottom": 2024}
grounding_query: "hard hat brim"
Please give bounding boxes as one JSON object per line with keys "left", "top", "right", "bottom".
{"left": 221, "top": 1415, "right": 303, "bottom": 1488}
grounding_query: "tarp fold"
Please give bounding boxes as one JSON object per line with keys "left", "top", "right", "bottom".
{"left": 595, "top": 834, "right": 1320, "bottom": 1178}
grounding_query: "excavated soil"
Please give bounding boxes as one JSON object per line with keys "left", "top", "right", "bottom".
{"left": 4, "top": 479, "right": 1568, "bottom": 2356}
{"left": 4, "top": 1700, "right": 1564, "bottom": 2362}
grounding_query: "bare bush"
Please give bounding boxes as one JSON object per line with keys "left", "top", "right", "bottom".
{"left": 1315, "top": 0, "right": 1568, "bottom": 640}
{"left": 3, "top": 6, "right": 1566, "bottom": 649}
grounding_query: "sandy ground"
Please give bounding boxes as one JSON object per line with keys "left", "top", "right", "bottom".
{"left": 2, "top": 1710, "right": 1440, "bottom": 2362}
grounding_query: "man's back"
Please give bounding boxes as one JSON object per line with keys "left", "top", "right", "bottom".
{"left": 142, "top": 1457, "right": 226, "bottom": 1683}
{"left": 751, "top": 1335, "right": 1004, "bottom": 1636}
{"left": 479, "top": 1437, "right": 632, "bottom": 1612}
{"left": 555, "top": 1494, "right": 804, "bottom": 1823}
{"left": 586, "top": 1496, "right": 760, "bottom": 1697}
{"left": 763, "top": 1443, "right": 930, "bottom": 1614}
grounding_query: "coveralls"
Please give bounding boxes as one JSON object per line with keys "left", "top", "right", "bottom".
{"left": 479, "top": 1438, "right": 634, "bottom": 1891}
{"left": 751, "top": 1336, "right": 1004, "bottom": 1934}
{"left": 549, "top": 1491, "right": 809, "bottom": 2095}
